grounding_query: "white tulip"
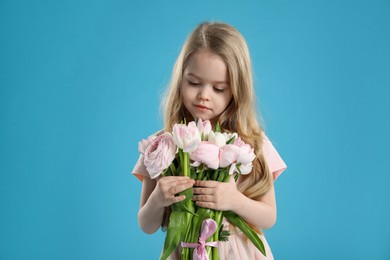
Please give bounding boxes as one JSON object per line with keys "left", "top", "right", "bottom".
{"left": 208, "top": 131, "right": 227, "bottom": 147}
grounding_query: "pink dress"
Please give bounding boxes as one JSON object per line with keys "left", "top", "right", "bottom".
{"left": 132, "top": 133, "right": 287, "bottom": 260}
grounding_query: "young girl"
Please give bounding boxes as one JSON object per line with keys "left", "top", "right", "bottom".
{"left": 132, "top": 21, "right": 286, "bottom": 259}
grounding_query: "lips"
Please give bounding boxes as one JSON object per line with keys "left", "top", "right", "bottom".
{"left": 194, "top": 104, "right": 210, "bottom": 110}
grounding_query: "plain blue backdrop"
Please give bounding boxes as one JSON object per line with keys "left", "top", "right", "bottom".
{"left": 1, "top": 0, "right": 389, "bottom": 259}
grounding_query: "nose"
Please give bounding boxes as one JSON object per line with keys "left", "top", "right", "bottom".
{"left": 197, "top": 85, "right": 210, "bottom": 101}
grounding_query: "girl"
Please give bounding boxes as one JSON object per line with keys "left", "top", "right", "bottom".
{"left": 133, "top": 21, "right": 286, "bottom": 259}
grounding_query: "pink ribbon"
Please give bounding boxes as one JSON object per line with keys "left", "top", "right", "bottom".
{"left": 181, "top": 218, "right": 219, "bottom": 260}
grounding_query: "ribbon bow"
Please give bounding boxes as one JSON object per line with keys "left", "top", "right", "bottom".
{"left": 181, "top": 218, "right": 219, "bottom": 260}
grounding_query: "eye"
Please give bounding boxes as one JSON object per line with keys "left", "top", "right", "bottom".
{"left": 213, "top": 87, "right": 224, "bottom": 93}
{"left": 188, "top": 80, "right": 200, "bottom": 86}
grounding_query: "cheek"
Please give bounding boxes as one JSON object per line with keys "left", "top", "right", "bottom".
{"left": 223, "top": 93, "right": 233, "bottom": 107}
{"left": 181, "top": 89, "right": 194, "bottom": 109}
{"left": 181, "top": 88, "right": 189, "bottom": 103}
{"left": 182, "top": 86, "right": 196, "bottom": 100}
{"left": 180, "top": 85, "right": 187, "bottom": 99}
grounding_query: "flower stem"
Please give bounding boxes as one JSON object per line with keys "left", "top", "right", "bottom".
{"left": 180, "top": 150, "right": 195, "bottom": 259}
{"left": 212, "top": 210, "right": 222, "bottom": 260}
{"left": 183, "top": 151, "right": 189, "bottom": 177}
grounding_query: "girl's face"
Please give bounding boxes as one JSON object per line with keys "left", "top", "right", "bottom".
{"left": 181, "top": 50, "right": 232, "bottom": 125}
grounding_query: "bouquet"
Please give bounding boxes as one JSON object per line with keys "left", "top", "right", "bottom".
{"left": 138, "top": 119, "right": 266, "bottom": 260}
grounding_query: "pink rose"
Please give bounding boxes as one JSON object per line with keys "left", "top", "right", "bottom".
{"left": 197, "top": 119, "right": 212, "bottom": 139}
{"left": 190, "top": 141, "right": 220, "bottom": 170}
{"left": 172, "top": 121, "right": 201, "bottom": 153}
{"left": 138, "top": 135, "right": 157, "bottom": 154}
{"left": 143, "top": 133, "right": 177, "bottom": 179}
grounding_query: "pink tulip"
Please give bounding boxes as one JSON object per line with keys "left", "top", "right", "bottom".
{"left": 172, "top": 121, "right": 201, "bottom": 153}
{"left": 143, "top": 133, "right": 177, "bottom": 179}
{"left": 237, "top": 145, "right": 256, "bottom": 165}
{"left": 219, "top": 138, "right": 256, "bottom": 174}
{"left": 228, "top": 162, "right": 237, "bottom": 175}
{"left": 190, "top": 141, "right": 220, "bottom": 170}
{"left": 232, "top": 137, "right": 256, "bottom": 174}
{"left": 234, "top": 137, "right": 256, "bottom": 165}
{"left": 239, "top": 163, "right": 253, "bottom": 175}
{"left": 233, "top": 137, "right": 246, "bottom": 147}
{"left": 219, "top": 144, "right": 240, "bottom": 168}
{"left": 197, "top": 119, "right": 212, "bottom": 139}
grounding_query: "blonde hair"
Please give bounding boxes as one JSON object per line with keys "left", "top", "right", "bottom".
{"left": 162, "top": 21, "right": 272, "bottom": 202}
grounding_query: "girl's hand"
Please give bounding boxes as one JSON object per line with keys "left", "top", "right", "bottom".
{"left": 151, "top": 176, "right": 195, "bottom": 207}
{"left": 192, "top": 176, "right": 239, "bottom": 211}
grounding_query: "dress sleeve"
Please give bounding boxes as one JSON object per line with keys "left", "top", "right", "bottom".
{"left": 262, "top": 133, "right": 287, "bottom": 181}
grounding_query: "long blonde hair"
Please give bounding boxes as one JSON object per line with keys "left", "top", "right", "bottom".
{"left": 162, "top": 21, "right": 272, "bottom": 201}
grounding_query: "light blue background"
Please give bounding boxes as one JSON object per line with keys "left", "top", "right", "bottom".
{"left": 1, "top": 1, "right": 389, "bottom": 259}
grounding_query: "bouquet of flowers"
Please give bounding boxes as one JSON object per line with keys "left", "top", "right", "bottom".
{"left": 138, "top": 119, "right": 266, "bottom": 260}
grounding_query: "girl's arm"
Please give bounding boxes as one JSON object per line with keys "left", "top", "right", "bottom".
{"left": 138, "top": 176, "right": 195, "bottom": 234}
{"left": 193, "top": 178, "right": 276, "bottom": 230}
{"left": 232, "top": 185, "right": 277, "bottom": 230}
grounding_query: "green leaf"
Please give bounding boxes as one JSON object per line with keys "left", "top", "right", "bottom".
{"left": 172, "top": 201, "right": 197, "bottom": 216}
{"left": 191, "top": 167, "right": 197, "bottom": 179}
{"left": 219, "top": 230, "right": 231, "bottom": 242}
{"left": 223, "top": 211, "right": 267, "bottom": 256}
{"left": 182, "top": 187, "right": 193, "bottom": 201}
{"left": 162, "top": 166, "right": 172, "bottom": 177}
{"left": 226, "top": 136, "right": 235, "bottom": 144}
{"left": 169, "top": 163, "right": 177, "bottom": 175}
{"left": 234, "top": 172, "right": 240, "bottom": 182}
{"left": 160, "top": 211, "right": 186, "bottom": 260}
{"left": 215, "top": 121, "right": 221, "bottom": 132}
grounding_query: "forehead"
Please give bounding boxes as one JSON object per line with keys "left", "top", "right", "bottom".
{"left": 184, "top": 51, "right": 229, "bottom": 83}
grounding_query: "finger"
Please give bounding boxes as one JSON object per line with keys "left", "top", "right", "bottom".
{"left": 172, "top": 194, "right": 186, "bottom": 203}
{"left": 168, "top": 181, "right": 194, "bottom": 195}
{"left": 195, "top": 200, "right": 215, "bottom": 209}
{"left": 174, "top": 178, "right": 195, "bottom": 187}
{"left": 192, "top": 187, "right": 214, "bottom": 195}
{"left": 228, "top": 175, "right": 236, "bottom": 184}
{"left": 162, "top": 176, "right": 193, "bottom": 182}
{"left": 194, "top": 180, "right": 218, "bottom": 187}
{"left": 192, "top": 195, "right": 213, "bottom": 202}
{"left": 161, "top": 178, "right": 194, "bottom": 189}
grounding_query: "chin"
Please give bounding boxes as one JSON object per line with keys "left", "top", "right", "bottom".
{"left": 195, "top": 115, "right": 211, "bottom": 121}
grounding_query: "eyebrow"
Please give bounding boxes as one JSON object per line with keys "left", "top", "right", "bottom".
{"left": 186, "top": 72, "right": 229, "bottom": 84}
